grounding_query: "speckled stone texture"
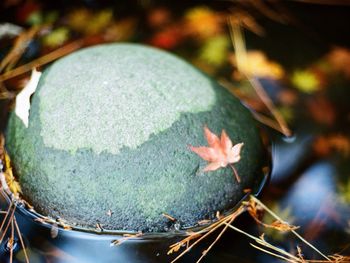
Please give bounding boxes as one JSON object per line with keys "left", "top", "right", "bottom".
{"left": 6, "top": 43, "right": 265, "bottom": 232}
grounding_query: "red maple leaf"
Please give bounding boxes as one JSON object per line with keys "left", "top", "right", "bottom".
{"left": 189, "top": 126, "right": 244, "bottom": 183}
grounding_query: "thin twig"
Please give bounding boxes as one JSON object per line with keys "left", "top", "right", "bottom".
{"left": 228, "top": 16, "right": 292, "bottom": 137}
{"left": 168, "top": 193, "right": 345, "bottom": 263}
{"left": 195, "top": 212, "right": 237, "bottom": 263}
{"left": 14, "top": 217, "right": 29, "bottom": 263}
{"left": 111, "top": 232, "right": 143, "bottom": 247}
{"left": 250, "top": 243, "right": 296, "bottom": 263}
{"left": 0, "top": 40, "right": 84, "bottom": 82}
{"left": 0, "top": 204, "right": 16, "bottom": 244}
{"left": 250, "top": 196, "right": 331, "bottom": 262}
{"left": 251, "top": 111, "right": 288, "bottom": 135}
{"left": 225, "top": 223, "right": 301, "bottom": 262}
{"left": 308, "top": 255, "right": 350, "bottom": 263}
{"left": 162, "top": 213, "right": 176, "bottom": 221}
{"left": 0, "top": 201, "right": 13, "bottom": 233}
{"left": 248, "top": 77, "right": 292, "bottom": 137}
{"left": 228, "top": 16, "right": 248, "bottom": 74}
{"left": 291, "top": 0, "right": 350, "bottom": 5}
{"left": 9, "top": 216, "right": 14, "bottom": 263}
{"left": 170, "top": 205, "right": 246, "bottom": 263}
{"left": 0, "top": 26, "right": 40, "bottom": 73}
{"left": 170, "top": 221, "right": 225, "bottom": 262}
{"left": 247, "top": 0, "right": 287, "bottom": 23}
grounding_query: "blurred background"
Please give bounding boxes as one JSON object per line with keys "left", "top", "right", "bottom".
{"left": 0, "top": 0, "right": 350, "bottom": 262}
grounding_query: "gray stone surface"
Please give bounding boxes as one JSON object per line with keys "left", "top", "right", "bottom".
{"left": 6, "top": 43, "right": 265, "bottom": 232}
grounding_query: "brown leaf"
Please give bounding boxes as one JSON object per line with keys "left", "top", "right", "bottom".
{"left": 307, "top": 97, "right": 335, "bottom": 125}
{"left": 269, "top": 220, "right": 299, "bottom": 232}
{"left": 313, "top": 134, "right": 350, "bottom": 157}
{"left": 327, "top": 47, "right": 350, "bottom": 78}
{"left": 111, "top": 232, "right": 143, "bottom": 247}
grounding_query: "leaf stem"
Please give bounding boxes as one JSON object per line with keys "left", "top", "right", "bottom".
{"left": 229, "top": 164, "right": 241, "bottom": 183}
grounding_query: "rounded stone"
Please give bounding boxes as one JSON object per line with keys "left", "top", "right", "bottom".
{"left": 6, "top": 43, "right": 265, "bottom": 232}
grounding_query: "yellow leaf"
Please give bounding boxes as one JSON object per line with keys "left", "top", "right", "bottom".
{"left": 184, "top": 6, "right": 222, "bottom": 39}
{"left": 4, "top": 152, "right": 22, "bottom": 195}
{"left": 291, "top": 70, "right": 320, "bottom": 93}
{"left": 231, "top": 51, "right": 284, "bottom": 79}
{"left": 42, "top": 27, "right": 70, "bottom": 48}
{"left": 86, "top": 10, "right": 113, "bottom": 35}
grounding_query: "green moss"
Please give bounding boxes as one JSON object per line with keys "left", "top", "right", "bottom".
{"left": 6, "top": 43, "right": 266, "bottom": 232}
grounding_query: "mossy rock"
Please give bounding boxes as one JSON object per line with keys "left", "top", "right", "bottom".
{"left": 6, "top": 43, "right": 265, "bottom": 232}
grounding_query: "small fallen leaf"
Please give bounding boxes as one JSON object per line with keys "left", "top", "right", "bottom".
{"left": 42, "top": 27, "right": 70, "bottom": 48}
{"left": 230, "top": 50, "right": 285, "bottom": 80}
{"left": 184, "top": 6, "right": 222, "bottom": 39}
{"left": 111, "top": 232, "right": 143, "bottom": 247}
{"left": 85, "top": 9, "right": 113, "bottom": 35}
{"left": 162, "top": 213, "right": 176, "bottom": 222}
{"left": 313, "top": 134, "right": 350, "bottom": 157}
{"left": 149, "top": 26, "right": 183, "bottom": 49}
{"left": 243, "top": 188, "right": 252, "bottom": 194}
{"left": 15, "top": 69, "right": 41, "bottom": 128}
{"left": 50, "top": 223, "right": 59, "bottom": 238}
{"left": 106, "top": 209, "right": 113, "bottom": 217}
{"left": 147, "top": 7, "right": 171, "bottom": 28}
{"left": 327, "top": 47, "right": 350, "bottom": 78}
{"left": 197, "top": 219, "right": 211, "bottom": 225}
{"left": 3, "top": 151, "right": 22, "bottom": 195}
{"left": 199, "top": 35, "right": 230, "bottom": 66}
{"left": 189, "top": 126, "right": 244, "bottom": 182}
{"left": 269, "top": 220, "right": 299, "bottom": 232}
{"left": 291, "top": 69, "right": 320, "bottom": 93}
{"left": 307, "top": 96, "right": 335, "bottom": 125}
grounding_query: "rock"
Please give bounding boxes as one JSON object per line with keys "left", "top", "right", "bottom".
{"left": 6, "top": 43, "right": 266, "bottom": 232}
